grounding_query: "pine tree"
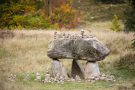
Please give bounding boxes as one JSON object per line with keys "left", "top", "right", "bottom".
{"left": 124, "top": 0, "right": 135, "bottom": 47}
{"left": 124, "top": 0, "right": 135, "bottom": 32}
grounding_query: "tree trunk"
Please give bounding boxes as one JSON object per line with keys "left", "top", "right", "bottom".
{"left": 45, "top": 0, "right": 52, "bottom": 16}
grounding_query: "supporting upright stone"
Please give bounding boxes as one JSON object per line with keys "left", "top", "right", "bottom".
{"left": 51, "top": 59, "right": 68, "bottom": 79}
{"left": 84, "top": 61, "right": 100, "bottom": 78}
{"left": 71, "top": 59, "right": 85, "bottom": 79}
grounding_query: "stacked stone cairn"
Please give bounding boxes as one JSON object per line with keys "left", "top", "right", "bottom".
{"left": 44, "top": 70, "right": 51, "bottom": 83}
{"left": 53, "top": 29, "right": 93, "bottom": 40}
{"left": 7, "top": 30, "right": 116, "bottom": 84}
{"left": 10, "top": 30, "right": 113, "bottom": 84}
{"left": 35, "top": 72, "right": 41, "bottom": 81}
{"left": 43, "top": 70, "right": 65, "bottom": 84}
{"left": 46, "top": 30, "right": 114, "bottom": 84}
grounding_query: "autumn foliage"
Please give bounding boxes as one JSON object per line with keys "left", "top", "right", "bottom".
{"left": 0, "top": 0, "right": 79, "bottom": 29}
{"left": 50, "top": 3, "right": 79, "bottom": 28}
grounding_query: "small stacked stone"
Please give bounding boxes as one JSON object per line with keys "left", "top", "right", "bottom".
{"left": 81, "top": 29, "right": 84, "bottom": 38}
{"left": 86, "top": 75, "right": 97, "bottom": 83}
{"left": 35, "top": 72, "right": 41, "bottom": 81}
{"left": 75, "top": 75, "right": 81, "bottom": 82}
{"left": 53, "top": 30, "right": 93, "bottom": 40}
{"left": 54, "top": 73, "right": 65, "bottom": 84}
{"left": 99, "top": 73, "right": 106, "bottom": 81}
{"left": 44, "top": 71, "right": 51, "bottom": 83}
{"left": 59, "top": 76, "right": 65, "bottom": 84}
{"left": 86, "top": 73, "right": 116, "bottom": 82}
{"left": 9, "top": 72, "right": 116, "bottom": 84}
{"left": 100, "top": 74, "right": 116, "bottom": 82}
{"left": 53, "top": 73, "right": 60, "bottom": 82}
{"left": 43, "top": 72, "right": 65, "bottom": 84}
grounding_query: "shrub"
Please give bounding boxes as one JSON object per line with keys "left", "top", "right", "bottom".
{"left": 26, "top": 15, "right": 51, "bottom": 29}
{"left": 111, "top": 14, "right": 122, "bottom": 32}
{"left": 124, "top": 0, "right": 135, "bottom": 32}
{"left": 0, "top": 3, "right": 51, "bottom": 29}
{"left": 0, "top": 3, "right": 35, "bottom": 29}
{"left": 124, "top": 0, "right": 135, "bottom": 48}
{"left": 114, "top": 52, "right": 135, "bottom": 70}
{"left": 11, "top": 15, "right": 27, "bottom": 29}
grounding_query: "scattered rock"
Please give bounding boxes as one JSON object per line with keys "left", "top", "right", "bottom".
{"left": 86, "top": 73, "right": 116, "bottom": 82}
{"left": 44, "top": 71, "right": 51, "bottom": 83}
{"left": 8, "top": 71, "right": 115, "bottom": 84}
{"left": 35, "top": 72, "right": 41, "bottom": 81}
{"left": 75, "top": 75, "right": 81, "bottom": 82}
{"left": 100, "top": 76, "right": 106, "bottom": 81}
{"left": 59, "top": 76, "right": 64, "bottom": 84}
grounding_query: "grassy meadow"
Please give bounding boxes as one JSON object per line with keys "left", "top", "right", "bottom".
{"left": 0, "top": 21, "right": 135, "bottom": 90}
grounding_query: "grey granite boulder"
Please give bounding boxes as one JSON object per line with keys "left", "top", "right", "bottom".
{"left": 47, "top": 32, "right": 110, "bottom": 62}
{"left": 84, "top": 61, "right": 100, "bottom": 78}
{"left": 47, "top": 31, "right": 110, "bottom": 79}
{"left": 51, "top": 59, "right": 68, "bottom": 79}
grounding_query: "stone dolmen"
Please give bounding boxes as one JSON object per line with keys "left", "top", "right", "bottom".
{"left": 47, "top": 30, "right": 110, "bottom": 80}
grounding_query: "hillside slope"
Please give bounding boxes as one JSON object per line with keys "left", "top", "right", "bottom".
{"left": 73, "top": 0, "right": 127, "bottom": 22}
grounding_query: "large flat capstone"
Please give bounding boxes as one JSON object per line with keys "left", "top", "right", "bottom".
{"left": 47, "top": 32, "right": 110, "bottom": 61}
{"left": 47, "top": 31, "right": 110, "bottom": 78}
